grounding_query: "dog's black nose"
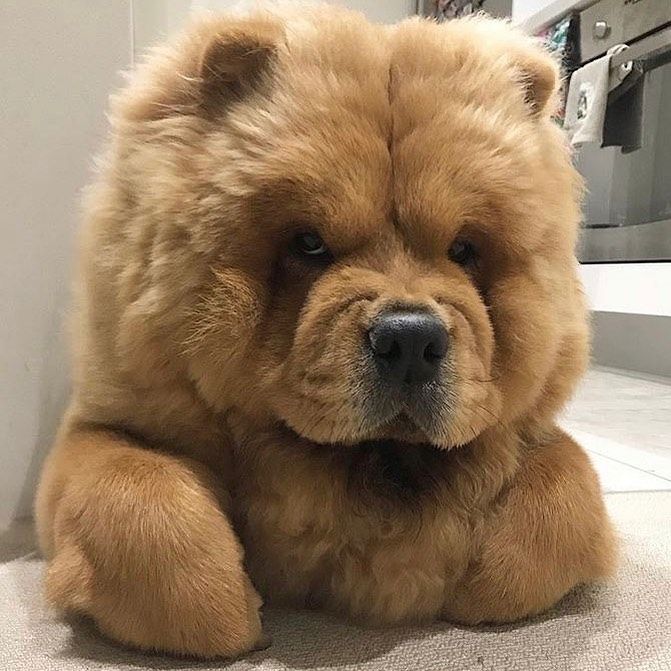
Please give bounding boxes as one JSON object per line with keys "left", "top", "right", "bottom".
{"left": 368, "top": 310, "right": 448, "bottom": 385}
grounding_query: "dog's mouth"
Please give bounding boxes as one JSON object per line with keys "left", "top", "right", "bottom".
{"left": 280, "top": 411, "right": 437, "bottom": 451}
{"left": 376, "top": 412, "right": 434, "bottom": 445}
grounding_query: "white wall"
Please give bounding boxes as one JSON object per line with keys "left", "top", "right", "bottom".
{"left": 322, "top": 0, "right": 415, "bottom": 23}
{"left": 0, "top": 2, "right": 132, "bottom": 530}
{"left": 191, "top": 0, "right": 414, "bottom": 24}
{"left": 133, "top": 1, "right": 416, "bottom": 58}
{"left": 512, "top": 0, "right": 599, "bottom": 33}
{"left": 133, "top": 0, "right": 192, "bottom": 58}
{"left": 512, "top": 0, "right": 555, "bottom": 22}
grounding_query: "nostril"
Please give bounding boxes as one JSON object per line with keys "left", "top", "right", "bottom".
{"left": 423, "top": 330, "right": 448, "bottom": 362}
{"left": 370, "top": 331, "right": 396, "bottom": 360}
{"left": 384, "top": 340, "right": 402, "bottom": 361}
{"left": 423, "top": 342, "right": 442, "bottom": 362}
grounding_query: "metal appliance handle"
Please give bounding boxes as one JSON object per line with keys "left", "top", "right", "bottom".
{"left": 610, "top": 25, "right": 671, "bottom": 72}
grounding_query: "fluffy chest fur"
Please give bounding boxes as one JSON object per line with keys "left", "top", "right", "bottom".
{"left": 230, "top": 423, "right": 518, "bottom": 623}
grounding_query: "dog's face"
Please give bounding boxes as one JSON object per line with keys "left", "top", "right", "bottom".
{"left": 111, "top": 8, "right": 588, "bottom": 450}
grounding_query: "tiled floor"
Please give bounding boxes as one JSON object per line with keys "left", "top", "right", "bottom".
{"left": 561, "top": 366, "right": 671, "bottom": 493}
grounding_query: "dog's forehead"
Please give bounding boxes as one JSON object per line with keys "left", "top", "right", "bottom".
{"left": 387, "top": 21, "right": 557, "bottom": 246}
{"left": 389, "top": 63, "right": 537, "bottom": 245}
{"left": 218, "top": 18, "right": 556, "bottom": 252}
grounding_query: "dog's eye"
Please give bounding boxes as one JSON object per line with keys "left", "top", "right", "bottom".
{"left": 293, "top": 231, "right": 329, "bottom": 257}
{"left": 448, "top": 239, "right": 477, "bottom": 266}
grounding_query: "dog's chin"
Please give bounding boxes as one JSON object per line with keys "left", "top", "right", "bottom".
{"left": 280, "top": 413, "right": 445, "bottom": 452}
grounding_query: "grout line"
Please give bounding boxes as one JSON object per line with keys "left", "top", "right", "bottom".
{"left": 604, "top": 488, "right": 671, "bottom": 495}
{"left": 586, "top": 449, "right": 671, "bottom": 484}
{"left": 585, "top": 448, "right": 671, "bottom": 483}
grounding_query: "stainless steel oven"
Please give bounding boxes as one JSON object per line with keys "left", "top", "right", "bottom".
{"left": 576, "top": 0, "right": 671, "bottom": 263}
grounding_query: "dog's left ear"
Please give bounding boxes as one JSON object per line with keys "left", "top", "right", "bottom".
{"left": 516, "top": 49, "right": 560, "bottom": 117}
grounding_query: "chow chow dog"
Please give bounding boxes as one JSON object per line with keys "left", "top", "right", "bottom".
{"left": 36, "top": 3, "right": 616, "bottom": 658}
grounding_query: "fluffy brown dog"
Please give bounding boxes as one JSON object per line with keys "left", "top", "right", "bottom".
{"left": 36, "top": 4, "right": 616, "bottom": 659}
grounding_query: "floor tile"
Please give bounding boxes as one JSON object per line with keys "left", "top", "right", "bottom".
{"left": 564, "top": 427, "right": 671, "bottom": 481}
{"left": 561, "top": 366, "right": 671, "bottom": 493}
{"left": 586, "top": 451, "right": 671, "bottom": 493}
{"left": 562, "top": 366, "right": 671, "bottom": 460}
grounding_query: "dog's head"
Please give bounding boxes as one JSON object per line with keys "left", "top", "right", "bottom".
{"left": 105, "top": 6, "right": 587, "bottom": 450}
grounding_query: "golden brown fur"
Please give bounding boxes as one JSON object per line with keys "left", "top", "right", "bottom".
{"left": 36, "top": 4, "right": 616, "bottom": 659}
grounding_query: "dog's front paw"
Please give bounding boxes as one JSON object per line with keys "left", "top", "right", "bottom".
{"left": 46, "top": 537, "right": 266, "bottom": 659}
{"left": 39, "top": 436, "right": 269, "bottom": 659}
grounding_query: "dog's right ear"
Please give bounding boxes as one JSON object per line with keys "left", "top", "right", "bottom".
{"left": 197, "top": 16, "right": 283, "bottom": 113}
{"left": 116, "top": 14, "right": 283, "bottom": 123}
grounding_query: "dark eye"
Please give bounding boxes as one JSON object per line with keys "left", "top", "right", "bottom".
{"left": 448, "top": 239, "right": 477, "bottom": 266}
{"left": 293, "top": 231, "right": 329, "bottom": 257}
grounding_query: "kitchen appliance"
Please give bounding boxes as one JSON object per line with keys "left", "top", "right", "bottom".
{"left": 576, "top": 0, "right": 671, "bottom": 262}
{"left": 417, "top": 0, "right": 511, "bottom": 21}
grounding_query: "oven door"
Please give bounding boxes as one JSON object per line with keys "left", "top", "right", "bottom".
{"left": 577, "top": 26, "right": 671, "bottom": 263}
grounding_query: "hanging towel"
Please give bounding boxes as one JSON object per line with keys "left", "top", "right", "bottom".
{"left": 564, "top": 45, "right": 629, "bottom": 147}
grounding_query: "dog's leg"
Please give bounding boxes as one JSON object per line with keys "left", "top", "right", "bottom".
{"left": 443, "top": 429, "right": 617, "bottom": 624}
{"left": 35, "top": 421, "right": 264, "bottom": 658}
